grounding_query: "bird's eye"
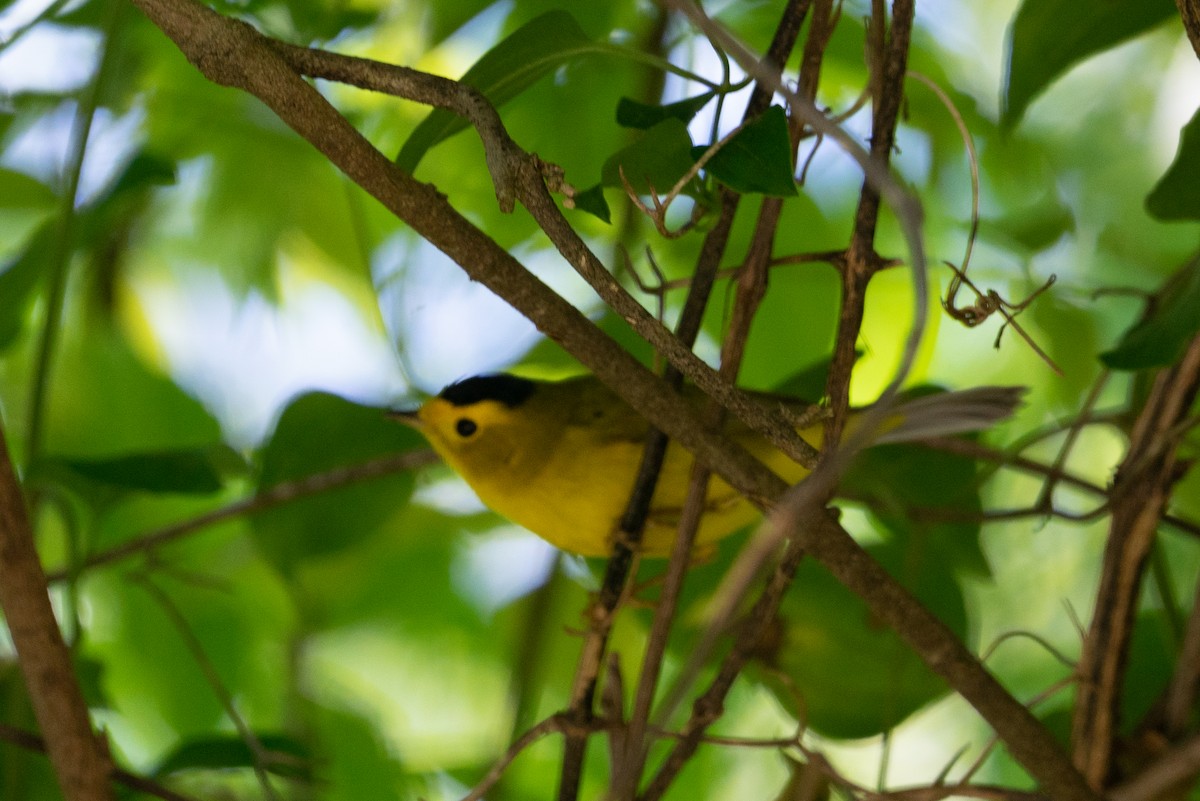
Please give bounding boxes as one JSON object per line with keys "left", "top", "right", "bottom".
{"left": 455, "top": 418, "right": 478, "bottom": 438}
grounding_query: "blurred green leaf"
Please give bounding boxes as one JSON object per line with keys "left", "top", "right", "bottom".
{"left": 695, "top": 106, "right": 797, "bottom": 197}
{"left": 253, "top": 392, "right": 423, "bottom": 575}
{"left": 57, "top": 449, "right": 228, "bottom": 494}
{"left": 979, "top": 190, "right": 1075, "bottom": 252}
{"left": 44, "top": 323, "right": 223, "bottom": 458}
{"left": 570, "top": 183, "right": 611, "bottom": 223}
{"left": 757, "top": 540, "right": 966, "bottom": 739}
{"left": 1122, "top": 611, "right": 1172, "bottom": 727}
{"left": 1146, "top": 106, "right": 1200, "bottom": 221}
{"left": 0, "top": 167, "right": 56, "bottom": 210}
{"left": 1101, "top": 258, "right": 1200, "bottom": 370}
{"left": 601, "top": 117, "right": 696, "bottom": 194}
{"left": 155, "top": 733, "right": 312, "bottom": 780}
{"left": 0, "top": 221, "right": 53, "bottom": 350}
{"left": 397, "top": 10, "right": 601, "bottom": 172}
{"left": 844, "top": 438, "right": 990, "bottom": 577}
{"left": 306, "top": 705, "right": 416, "bottom": 801}
{"left": 767, "top": 353, "right": 853, "bottom": 400}
{"left": 425, "top": 0, "right": 498, "bottom": 45}
{"left": 615, "top": 92, "right": 714, "bottom": 129}
{"left": 1003, "top": 0, "right": 1177, "bottom": 127}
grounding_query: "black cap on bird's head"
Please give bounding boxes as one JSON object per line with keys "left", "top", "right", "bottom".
{"left": 438, "top": 374, "right": 536, "bottom": 409}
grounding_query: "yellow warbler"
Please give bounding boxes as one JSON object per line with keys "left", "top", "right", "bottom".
{"left": 393, "top": 374, "right": 1021, "bottom": 557}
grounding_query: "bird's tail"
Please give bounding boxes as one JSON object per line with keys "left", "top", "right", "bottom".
{"left": 872, "top": 386, "right": 1026, "bottom": 444}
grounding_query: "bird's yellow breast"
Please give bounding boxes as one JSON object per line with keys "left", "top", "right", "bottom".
{"left": 413, "top": 376, "right": 817, "bottom": 557}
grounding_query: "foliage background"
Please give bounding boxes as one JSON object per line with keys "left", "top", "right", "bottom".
{"left": 0, "top": 0, "right": 1199, "bottom": 799}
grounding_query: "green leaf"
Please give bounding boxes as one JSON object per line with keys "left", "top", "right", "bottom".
{"left": 253, "top": 392, "right": 424, "bottom": 575}
{"left": 844, "top": 438, "right": 990, "bottom": 578}
{"left": 1003, "top": 0, "right": 1177, "bottom": 127}
{"left": 58, "top": 449, "right": 228, "bottom": 495}
{"left": 600, "top": 117, "right": 696, "bottom": 194}
{"left": 0, "top": 221, "right": 53, "bottom": 350}
{"left": 155, "top": 733, "right": 311, "bottom": 780}
{"left": 0, "top": 167, "right": 56, "bottom": 211}
{"left": 1101, "top": 259, "right": 1200, "bottom": 370}
{"left": 396, "top": 10, "right": 601, "bottom": 172}
{"left": 1146, "top": 106, "right": 1200, "bottom": 221}
{"left": 979, "top": 190, "right": 1075, "bottom": 252}
{"left": 41, "top": 323, "right": 223, "bottom": 458}
{"left": 694, "top": 106, "right": 796, "bottom": 197}
{"left": 756, "top": 540, "right": 967, "bottom": 739}
{"left": 570, "top": 183, "right": 611, "bottom": 222}
{"left": 615, "top": 92, "right": 714, "bottom": 129}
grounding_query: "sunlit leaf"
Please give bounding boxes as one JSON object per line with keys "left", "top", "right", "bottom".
{"left": 1146, "top": 106, "right": 1200, "bottom": 221}
{"left": 694, "top": 105, "right": 796, "bottom": 197}
{"left": 0, "top": 166, "right": 56, "bottom": 210}
{"left": 397, "top": 10, "right": 602, "bottom": 172}
{"left": 1101, "top": 258, "right": 1200, "bottom": 370}
{"left": 1003, "top": 0, "right": 1177, "bottom": 127}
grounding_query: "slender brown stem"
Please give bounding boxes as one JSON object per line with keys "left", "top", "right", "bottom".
{"left": 1071, "top": 334, "right": 1200, "bottom": 787}
{"left": 0, "top": 425, "right": 113, "bottom": 800}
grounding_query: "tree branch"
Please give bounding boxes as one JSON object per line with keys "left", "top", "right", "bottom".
{"left": 0, "top": 426, "right": 113, "bottom": 800}
{"left": 1071, "top": 333, "right": 1200, "bottom": 787}
{"left": 127, "top": 0, "right": 795, "bottom": 515}
{"left": 1176, "top": 0, "right": 1200, "bottom": 60}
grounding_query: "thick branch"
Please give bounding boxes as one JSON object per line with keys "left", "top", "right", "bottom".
{"left": 128, "top": 0, "right": 792, "bottom": 511}
{"left": 0, "top": 427, "right": 113, "bottom": 800}
{"left": 129, "top": 4, "right": 1098, "bottom": 800}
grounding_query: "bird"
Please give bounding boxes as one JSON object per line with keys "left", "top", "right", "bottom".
{"left": 391, "top": 373, "right": 1022, "bottom": 558}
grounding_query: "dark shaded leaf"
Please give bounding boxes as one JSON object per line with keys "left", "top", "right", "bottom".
{"left": 615, "top": 92, "right": 714, "bottom": 129}
{"left": 1146, "top": 106, "right": 1200, "bottom": 221}
{"left": 979, "top": 190, "right": 1075, "bottom": 252}
{"left": 59, "top": 449, "right": 228, "bottom": 494}
{"left": 396, "top": 10, "right": 600, "bottom": 171}
{"left": 756, "top": 540, "right": 967, "bottom": 739}
{"left": 600, "top": 117, "right": 696, "bottom": 194}
{"left": 253, "top": 392, "right": 424, "bottom": 575}
{"left": 844, "top": 433, "right": 990, "bottom": 577}
{"left": 155, "top": 733, "right": 311, "bottom": 780}
{"left": 1101, "top": 258, "right": 1200, "bottom": 370}
{"left": 570, "top": 183, "right": 611, "bottom": 222}
{"left": 767, "top": 353, "right": 857, "bottom": 401}
{"left": 1003, "top": 0, "right": 1177, "bottom": 127}
{"left": 694, "top": 105, "right": 796, "bottom": 197}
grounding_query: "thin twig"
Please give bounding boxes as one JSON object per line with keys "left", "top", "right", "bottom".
{"left": 47, "top": 449, "right": 439, "bottom": 581}
{"left": 134, "top": 577, "right": 282, "bottom": 800}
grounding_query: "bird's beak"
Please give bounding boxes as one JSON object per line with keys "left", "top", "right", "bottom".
{"left": 388, "top": 408, "right": 423, "bottom": 429}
